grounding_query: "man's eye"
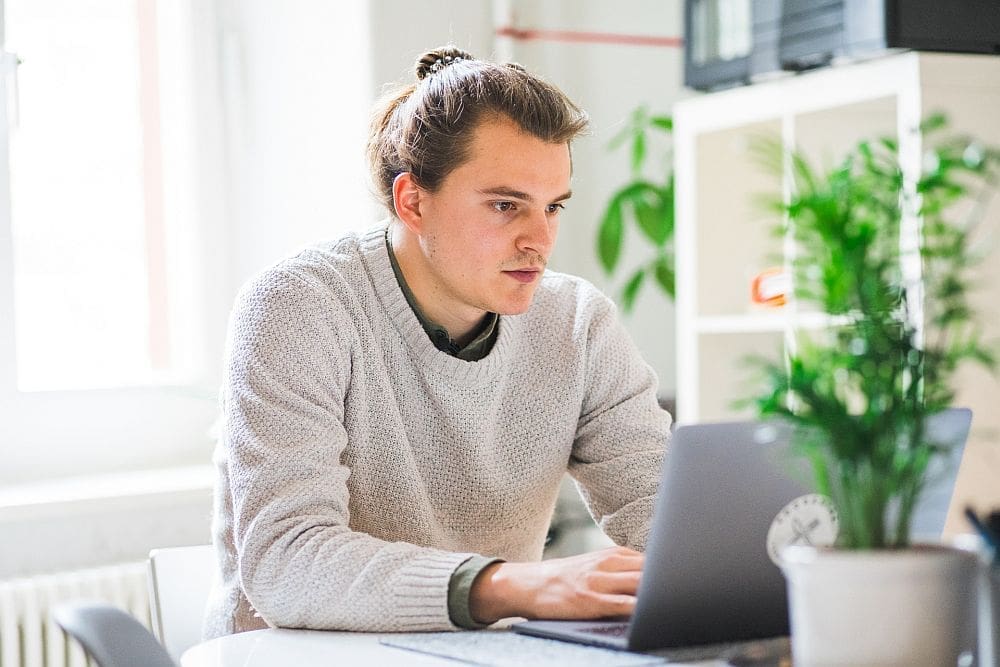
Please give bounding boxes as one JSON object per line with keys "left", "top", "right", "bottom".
{"left": 546, "top": 203, "right": 566, "bottom": 214}
{"left": 493, "top": 201, "right": 515, "bottom": 213}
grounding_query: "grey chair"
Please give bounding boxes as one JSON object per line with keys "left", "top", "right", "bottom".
{"left": 53, "top": 602, "right": 176, "bottom": 667}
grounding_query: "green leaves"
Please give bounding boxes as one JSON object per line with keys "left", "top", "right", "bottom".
{"left": 650, "top": 116, "right": 673, "bottom": 132}
{"left": 746, "top": 115, "right": 999, "bottom": 549}
{"left": 631, "top": 131, "right": 646, "bottom": 175}
{"left": 622, "top": 269, "right": 645, "bottom": 312}
{"left": 597, "top": 196, "right": 624, "bottom": 273}
{"left": 653, "top": 253, "right": 675, "bottom": 299}
{"left": 597, "top": 107, "right": 676, "bottom": 312}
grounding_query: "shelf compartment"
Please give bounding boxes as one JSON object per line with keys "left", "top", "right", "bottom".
{"left": 695, "top": 312, "right": 855, "bottom": 334}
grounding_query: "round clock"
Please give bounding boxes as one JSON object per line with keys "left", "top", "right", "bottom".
{"left": 766, "top": 493, "right": 839, "bottom": 566}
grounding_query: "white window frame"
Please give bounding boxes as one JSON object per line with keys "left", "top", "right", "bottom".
{"left": 0, "top": 0, "right": 377, "bottom": 487}
{"left": 0, "top": 0, "right": 231, "bottom": 485}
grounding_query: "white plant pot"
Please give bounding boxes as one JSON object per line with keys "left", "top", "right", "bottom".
{"left": 781, "top": 544, "right": 978, "bottom": 667}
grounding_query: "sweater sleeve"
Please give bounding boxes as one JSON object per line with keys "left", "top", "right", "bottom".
{"left": 568, "top": 293, "right": 672, "bottom": 551}
{"left": 222, "top": 268, "right": 473, "bottom": 632}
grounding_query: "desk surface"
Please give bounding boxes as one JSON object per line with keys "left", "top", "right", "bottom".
{"left": 181, "top": 628, "right": 728, "bottom": 666}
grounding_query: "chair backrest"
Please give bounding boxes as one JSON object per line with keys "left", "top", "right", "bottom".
{"left": 53, "top": 602, "right": 176, "bottom": 667}
{"left": 147, "top": 544, "right": 216, "bottom": 662}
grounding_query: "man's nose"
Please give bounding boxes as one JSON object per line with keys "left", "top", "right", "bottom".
{"left": 517, "top": 209, "right": 556, "bottom": 258}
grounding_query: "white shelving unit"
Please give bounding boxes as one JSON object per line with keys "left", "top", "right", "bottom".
{"left": 672, "top": 51, "right": 1000, "bottom": 534}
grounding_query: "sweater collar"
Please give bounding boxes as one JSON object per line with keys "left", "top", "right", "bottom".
{"left": 383, "top": 228, "right": 499, "bottom": 361}
{"left": 359, "top": 224, "right": 515, "bottom": 385}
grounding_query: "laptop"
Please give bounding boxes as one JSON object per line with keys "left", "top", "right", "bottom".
{"left": 513, "top": 408, "right": 973, "bottom": 655}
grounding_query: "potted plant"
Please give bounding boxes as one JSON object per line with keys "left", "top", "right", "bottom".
{"left": 596, "top": 106, "right": 675, "bottom": 312}
{"left": 747, "top": 115, "right": 999, "bottom": 665}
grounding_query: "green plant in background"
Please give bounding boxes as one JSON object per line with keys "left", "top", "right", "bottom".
{"left": 596, "top": 106, "right": 675, "bottom": 312}
{"left": 748, "top": 114, "right": 999, "bottom": 549}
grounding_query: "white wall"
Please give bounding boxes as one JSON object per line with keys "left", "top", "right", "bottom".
{"left": 367, "top": 1, "right": 496, "bottom": 100}
{"left": 219, "top": 0, "right": 376, "bottom": 291}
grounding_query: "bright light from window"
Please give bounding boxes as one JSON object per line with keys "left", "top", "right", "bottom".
{"left": 6, "top": 0, "right": 178, "bottom": 391}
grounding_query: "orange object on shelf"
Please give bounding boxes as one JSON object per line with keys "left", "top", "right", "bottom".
{"left": 751, "top": 268, "right": 791, "bottom": 307}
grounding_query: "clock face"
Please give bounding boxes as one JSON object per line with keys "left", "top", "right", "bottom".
{"left": 766, "top": 493, "right": 839, "bottom": 566}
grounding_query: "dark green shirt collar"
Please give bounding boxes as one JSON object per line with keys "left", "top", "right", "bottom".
{"left": 385, "top": 229, "right": 499, "bottom": 362}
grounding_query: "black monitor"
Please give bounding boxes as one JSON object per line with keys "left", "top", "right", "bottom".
{"left": 684, "top": 0, "right": 754, "bottom": 90}
{"left": 685, "top": 0, "right": 1000, "bottom": 91}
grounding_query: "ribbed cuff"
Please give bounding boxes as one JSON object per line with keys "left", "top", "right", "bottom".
{"left": 394, "top": 551, "right": 480, "bottom": 631}
{"left": 447, "top": 556, "right": 505, "bottom": 629}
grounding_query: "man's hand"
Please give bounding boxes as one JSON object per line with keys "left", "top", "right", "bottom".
{"left": 468, "top": 546, "right": 643, "bottom": 625}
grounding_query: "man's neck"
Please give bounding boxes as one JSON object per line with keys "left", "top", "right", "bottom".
{"left": 388, "top": 224, "right": 487, "bottom": 344}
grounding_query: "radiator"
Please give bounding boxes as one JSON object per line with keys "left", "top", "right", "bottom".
{"left": 0, "top": 562, "right": 150, "bottom": 667}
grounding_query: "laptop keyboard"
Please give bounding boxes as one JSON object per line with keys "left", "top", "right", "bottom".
{"left": 380, "top": 631, "right": 670, "bottom": 666}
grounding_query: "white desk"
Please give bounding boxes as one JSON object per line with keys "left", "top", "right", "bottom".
{"left": 181, "top": 629, "right": 446, "bottom": 666}
{"left": 180, "top": 628, "right": 728, "bottom": 666}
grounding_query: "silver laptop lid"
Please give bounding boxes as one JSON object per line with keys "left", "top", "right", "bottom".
{"left": 627, "top": 408, "right": 972, "bottom": 651}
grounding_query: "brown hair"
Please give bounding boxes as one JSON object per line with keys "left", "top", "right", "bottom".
{"left": 367, "top": 45, "right": 589, "bottom": 215}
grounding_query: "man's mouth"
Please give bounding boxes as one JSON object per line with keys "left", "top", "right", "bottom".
{"left": 503, "top": 268, "right": 541, "bottom": 284}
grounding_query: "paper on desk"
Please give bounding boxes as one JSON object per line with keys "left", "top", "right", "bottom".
{"left": 379, "top": 631, "right": 672, "bottom": 666}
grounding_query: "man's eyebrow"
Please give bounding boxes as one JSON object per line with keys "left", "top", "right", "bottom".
{"left": 477, "top": 187, "right": 573, "bottom": 203}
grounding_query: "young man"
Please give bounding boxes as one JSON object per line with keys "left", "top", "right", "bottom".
{"left": 204, "top": 46, "right": 672, "bottom": 638}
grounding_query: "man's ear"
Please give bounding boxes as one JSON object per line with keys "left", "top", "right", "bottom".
{"left": 392, "top": 172, "right": 424, "bottom": 234}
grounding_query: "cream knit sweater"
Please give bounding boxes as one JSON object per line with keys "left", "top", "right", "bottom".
{"left": 203, "top": 226, "right": 671, "bottom": 638}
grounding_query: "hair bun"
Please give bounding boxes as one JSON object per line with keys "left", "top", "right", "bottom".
{"left": 416, "top": 46, "right": 475, "bottom": 80}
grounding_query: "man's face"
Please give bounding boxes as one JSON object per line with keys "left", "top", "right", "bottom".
{"left": 415, "top": 115, "right": 572, "bottom": 328}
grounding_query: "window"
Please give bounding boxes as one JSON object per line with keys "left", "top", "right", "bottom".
{"left": 0, "top": 1, "right": 374, "bottom": 486}
{"left": 6, "top": 0, "right": 199, "bottom": 391}
{"left": 0, "top": 0, "right": 224, "bottom": 485}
